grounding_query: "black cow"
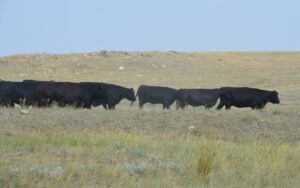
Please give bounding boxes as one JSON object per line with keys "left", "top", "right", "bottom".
{"left": 35, "top": 82, "right": 105, "bottom": 108}
{"left": 22, "top": 80, "right": 55, "bottom": 106}
{"left": 176, "top": 88, "right": 220, "bottom": 110}
{"left": 80, "top": 82, "right": 136, "bottom": 110}
{"left": 0, "top": 81, "right": 39, "bottom": 107}
{"left": 216, "top": 87, "right": 280, "bottom": 110}
{"left": 0, "top": 81, "right": 15, "bottom": 107}
{"left": 136, "top": 85, "right": 179, "bottom": 109}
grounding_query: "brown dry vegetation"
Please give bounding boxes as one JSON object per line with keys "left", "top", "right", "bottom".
{"left": 0, "top": 51, "right": 300, "bottom": 187}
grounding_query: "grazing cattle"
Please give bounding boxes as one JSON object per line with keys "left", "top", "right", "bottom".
{"left": 176, "top": 88, "right": 220, "bottom": 110}
{"left": 0, "top": 81, "right": 39, "bottom": 107}
{"left": 216, "top": 87, "right": 280, "bottom": 110}
{"left": 35, "top": 82, "right": 105, "bottom": 108}
{"left": 80, "top": 82, "right": 136, "bottom": 110}
{"left": 136, "top": 85, "right": 179, "bottom": 109}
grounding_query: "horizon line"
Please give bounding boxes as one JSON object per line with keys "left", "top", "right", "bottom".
{"left": 1, "top": 50, "right": 300, "bottom": 58}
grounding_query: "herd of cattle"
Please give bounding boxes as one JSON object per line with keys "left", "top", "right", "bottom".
{"left": 0, "top": 80, "right": 280, "bottom": 110}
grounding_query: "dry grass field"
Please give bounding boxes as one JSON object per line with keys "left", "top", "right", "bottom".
{"left": 0, "top": 51, "right": 300, "bottom": 187}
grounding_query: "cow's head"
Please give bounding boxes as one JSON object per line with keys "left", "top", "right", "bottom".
{"left": 269, "top": 90, "right": 280, "bottom": 104}
{"left": 125, "top": 88, "right": 136, "bottom": 104}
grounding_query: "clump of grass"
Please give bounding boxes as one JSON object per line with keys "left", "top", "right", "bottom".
{"left": 30, "top": 166, "right": 64, "bottom": 178}
{"left": 122, "top": 163, "right": 134, "bottom": 175}
{"left": 127, "top": 147, "right": 149, "bottom": 160}
{"left": 197, "top": 150, "right": 216, "bottom": 176}
{"left": 112, "top": 141, "right": 127, "bottom": 151}
{"left": 134, "top": 161, "right": 150, "bottom": 175}
{"left": 122, "top": 161, "right": 150, "bottom": 175}
{"left": 153, "top": 157, "right": 180, "bottom": 172}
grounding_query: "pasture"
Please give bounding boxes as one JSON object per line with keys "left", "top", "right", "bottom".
{"left": 0, "top": 51, "right": 300, "bottom": 187}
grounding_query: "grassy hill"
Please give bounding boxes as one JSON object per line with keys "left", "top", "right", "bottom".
{"left": 0, "top": 51, "right": 300, "bottom": 187}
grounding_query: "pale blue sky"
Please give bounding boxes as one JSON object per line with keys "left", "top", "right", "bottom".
{"left": 0, "top": 0, "right": 299, "bottom": 56}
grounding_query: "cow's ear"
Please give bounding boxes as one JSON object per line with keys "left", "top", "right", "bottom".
{"left": 272, "top": 90, "right": 278, "bottom": 96}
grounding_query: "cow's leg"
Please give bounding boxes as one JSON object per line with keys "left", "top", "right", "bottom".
{"left": 6, "top": 98, "right": 14, "bottom": 107}
{"left": 138, "top": 101, "right": 144, "bottom": 109}
{"left": 75, "top": 101, "right": 82, "bottom": 108}
{"left": 7, "top": 100, "right": 15, "bottom": 108}
{"left": 163, "top": 103, "right": 171, "bottom": 110}
{"left": 175, "top": 100, "right": 180, "bottom": 110}
{"left": 176, "top": 100, "right": 185, "bottom": 110}
{"left": 216, "top": 101, "right": 224, "bottom": 110}
{"left": 83, "top": 103, "right": 92, "bottom": 109}
{"left": 59, "top": 101, "right": 65, "bottom": 107}
{"left": 102, "top": 104, "right": 108, "bottom": 109}
{"left": 10, "top": 100, "right": 14, "bottom": 107}
{"left": 182, "top": 102, "right": 187, "bottom": 109}
{"left": 38, "top": 98, "right": 47, "bottom": 107}
{"left": 225, "top": 105, "right": 231, "bottom": 110}
{"left": 27, "top": 99, "right": 35, "bottom": 107}
{"left": 36, "top": 99, "right": 42, "bottom": 107}
{"left": 253, "top": 101, "right": 265, "bottom": 110}
{"left": 3, "top": 100, "right": 9, "bottom": 107}
{"left": 106, "top": 98, "right": 116, "bottom": 110}
{"left": 75, "top": 100, "right": 84, "bottom": 108}
{"left": 107, "top": 99, "right": 115, "bottom": 110}
{"left": 48, "top": 99, "right": 53, "bottom": 106}
{"left": 40, "top": 98, "right": 50, "bottom": 107}
{"left": 81, "top": 97, "right": 91, "bottom": 109}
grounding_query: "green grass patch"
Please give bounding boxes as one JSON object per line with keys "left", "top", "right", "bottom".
{"left": 0, "top": 131, "right": 299, "bottom": 187}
